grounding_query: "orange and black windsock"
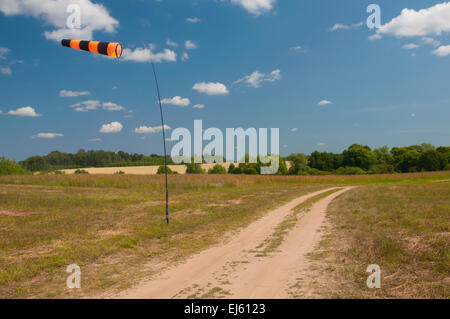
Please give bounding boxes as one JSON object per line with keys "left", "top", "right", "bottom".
{"left": 61, "top": 39, "right": 122, "bottom": 58}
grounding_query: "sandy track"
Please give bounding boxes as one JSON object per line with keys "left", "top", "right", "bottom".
{"left": 116, "top": 187, "right": 353, "bottom": 299}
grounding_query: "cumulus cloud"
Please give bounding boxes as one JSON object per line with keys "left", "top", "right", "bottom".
{"left": 31, "top": 133, "right": 63, "bottom": 139}
{"left": 161, "top": 96, "right": 190, "bottom": 107}
{"left": 234, "top": 69, "right": 281, "bottom": 88}
{"left": 186, "top": 17, "right": 200, "bottom": 23}
{"left": 7, "top": 106, "right": 41, "bottom": 117}
{"left": 0, "top": 0, "right": 119, "bottom": 41}
{"left": 402, "top": 43, "right": 419, "bottom": 50}
{"left": 182, "top": 52, "right": 189, "bottom": 61}
{"left": 0, "top": 67, "right": 12, "bottom": 75}
{"left": 71, "top": 100, "right": 124, "bottom": 111}
{"left": 290, "top": 45, "right": 302, "bottom": 52}
{"left": 317, "top": 100, "right": 333, "bottom": 106}
{"left": 433, "top": 45, "right": 450, "bottom": 56}
{"left": 88, "top": 138, "right": 102, "bottom": 142}
{"left": 193, "top": 82, "right": 229, "bottom": 95}
{"left": 185, "top": 40, "right": 197, "bottom": 50}
{"left": 134, "top": 124, "right": 171, "bottom": 134}
{"left": 100, "top": 121, "right": 123, "bottom": 133}
{"left": 376, "top": 2, "right": 450, "bottom": 38}
{"left": 193, "top": 104, "right": 205, "bottom": 109}
{"left": 59, "top": 89, "right": 90, "bottom": 98}
{"left": 290, "top": 128, "right": 297, "bottom": 132}
{"left": 231, "top": 0, "right": 277, "bottom": 16}
{"left": 122, "top": 45, "right": 177, "bottom": 63}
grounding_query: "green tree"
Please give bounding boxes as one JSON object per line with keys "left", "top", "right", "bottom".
{"left": 0, "top": 156, "right": 30, "bottom": 175}
{"left": 342, "top": 144, "right": 376, "bottom": 171}
{"left": 391, "top": 147, "right": 420, "bottom": 173}
{"left": 287, "top": 153, "right": 308, "bottom": 175}
{"left": 418, "top": 150, "right": 447, "bottom": 171}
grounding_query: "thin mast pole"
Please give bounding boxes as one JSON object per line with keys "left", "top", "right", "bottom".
{"left": 151, "top": 61, "right": 169, "bottom": 224}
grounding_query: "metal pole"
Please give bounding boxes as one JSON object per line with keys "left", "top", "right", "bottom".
{"left": 151, "top": 61, "right": 169, "bottom": 224}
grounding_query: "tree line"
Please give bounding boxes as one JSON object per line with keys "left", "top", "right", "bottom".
{"left": 6, "top": 142, "right": 450, "bottom": 175}
{"left": 19, "top": 149, "right": 173, "bottom": 172}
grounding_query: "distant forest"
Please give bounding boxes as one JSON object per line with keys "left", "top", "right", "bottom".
{"left": 20, "top": 150, "right": 173, "bottom": 172}
{"left": 15, "top": 143, "right": 450, "bottom": 175}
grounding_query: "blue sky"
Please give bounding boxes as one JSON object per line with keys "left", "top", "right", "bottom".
{"left": 1, "top": 0, "right": 450, "bottom": 161}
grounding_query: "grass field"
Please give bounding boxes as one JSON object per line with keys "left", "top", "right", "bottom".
{"left": 0, "top": 171, "right": 449, "bottom": 298}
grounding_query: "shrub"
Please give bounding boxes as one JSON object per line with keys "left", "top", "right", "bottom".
{"left": 0, "top": 156, "right": 30, "bottom": 175}
{"left": 115, "top": 171, "right": 125, "bottom": 175}
{"left": 335, "top": 166, "right": 367, "bottom": 175}
{"left": 74, "top": 169, "right": 89, "bottom": 174}
{"left": 157, "top": 165, "right": 177, "bottom": 174}
{"left": 186, "top": 163, "right": 206, "bottom": 174}
{"left": 208, "top": 164, "right": 227, "bottom": 174}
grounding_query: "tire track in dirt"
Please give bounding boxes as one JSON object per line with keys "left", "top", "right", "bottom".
{"left": 116, "top": 187, "right": 353, "bottom": 299}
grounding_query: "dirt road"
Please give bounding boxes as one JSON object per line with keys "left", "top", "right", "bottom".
{"left": 116, "top": 187, "right": 354, "bottom": 299}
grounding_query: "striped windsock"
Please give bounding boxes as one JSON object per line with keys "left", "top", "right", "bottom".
{"left": 61, "top": 39, "right": 122, "bottom": 58}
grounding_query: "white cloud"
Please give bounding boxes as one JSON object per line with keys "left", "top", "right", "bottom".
{"left": 71, "top": 100, "right": 100, "bottom": 112}
{"left": 317, "top": 100, "right": 333, "bottom": 106}
{"left": 234, "top": 69, "right": 281, "bottom": 88}
{"left": 122, "top": 45, "right": 177, "bottom": 63}
{"left": 186, "top": 17, "right": 200, "bottom": 23}
{"left": 31, "top": 133, "right": 63, "bottom": 139}
{"left": 0, "top": 47, "right": 10, "bottom": 59}
{"left": 376, "top": 2, "right": 450, "bottom": 38}
{"left": 88, "top": 138, "right": 102, "bottom": 142}
{"left": 185, "top": 40, "right": 197, "bottom": 50}
{"left": 102, "top": 102, "right": 124, "bottom": 111}
{"left": 0, "top": 110, "right": 2, "bottom": 115}
{"left": 290, "top": 45, "right": 302, "bottom": 52}
{"left": 330, "top": 23, "right": 350, "bottom": 31}
{"left": 193, "top": 82, "right": 229, "bottom": 95}
{"left": 0, "top": 67, "right": 12, "bottom": 75}
{"left": 330, "top": 22, "right": 363, "bottom": 31}
{"left": 317, "top": 142, "right": 326, "bottom": 146}
{"left": 0, "top": 0, "right": 119, "bottom": 41}
{"left": 182, "top": 52, "right": 189, "bottom": 61}
{"left": 71, "top": 100, "right": 124, "bottom": 111}
{"left": 433, "top": 45, "right": 450, "bottom": 56}
{"left": 402, "top": 43, "right": 419, "bottom": 50}
{"left": 134, "top": 124, "right": 171, "bottom": 134}
{"left": 369, "top": 34, "right": 382, "bottom": 40}
{"left": 59, "top": 90, "right": 90, "bottom": 98}
{"left": 422, "top": 37, "right": 441, "bottom": 47}
{"left": 160, "top": 96, "right": 191, "bottom": 107}
{"left": 166, "top": 39, "right": 178, "bottom": 47}
{"left": 193, "top": 104, "right": 205, "bottom": 109}
{"left": 100, "top": 121, "right": 123, "bottom": 133}
{"left": 231, "top": 0, "right": 277, "bottom": 16}
{"left": 290, "top": 128, "right": 297, "bottom": 132}
{"left": 7, "top": 106, "right": 41, "bottom": 117}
